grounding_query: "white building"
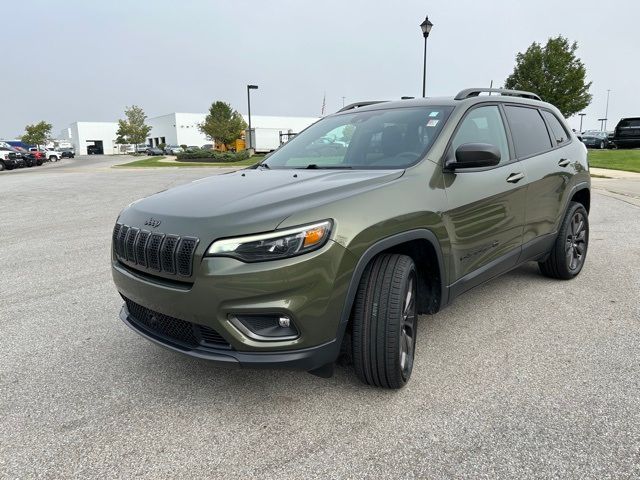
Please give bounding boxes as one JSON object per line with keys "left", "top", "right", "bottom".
{"left": 61, "top": 113, "right": 319, "bottom": 155}
{"left": 60, "top": 122, "right": 121, "bottom": 156}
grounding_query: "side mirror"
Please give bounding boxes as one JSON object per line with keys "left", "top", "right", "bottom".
{"left": 446, "top": 143, "right": 501, "bottom": 170}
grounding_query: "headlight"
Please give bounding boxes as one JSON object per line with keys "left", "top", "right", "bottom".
{"left": 206, "top": 220, "right": 332, "bottom": 262}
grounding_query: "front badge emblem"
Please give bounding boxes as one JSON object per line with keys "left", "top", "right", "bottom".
{"left": 144, "top": 217, "right": 162, "bottom": 228}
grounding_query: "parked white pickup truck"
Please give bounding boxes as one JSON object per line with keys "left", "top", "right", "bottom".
{"left": 30, "top": 147, "right": 63, "bottom": 162}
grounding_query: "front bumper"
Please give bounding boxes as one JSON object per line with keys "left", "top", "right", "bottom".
{"left": 113, "top": 239, "right": 356, "bottom": 369}
{"left": 614, "top": 139, "right": 640, "bottom": 148}
{"left": 120, "top": 304, "right": 339, "bottom": 370}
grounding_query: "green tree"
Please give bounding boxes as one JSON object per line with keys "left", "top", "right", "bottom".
{"left": 199, "top": 101, "right": 247, "bottom": 146}
{"left": 504, "top": 36, "right": 592, "bottom": 118}
{"left": 115, "top": 105, "right": 152, "bottom": 145}
{"left": 21, "top": 121, "right": 52, "bottom": 147}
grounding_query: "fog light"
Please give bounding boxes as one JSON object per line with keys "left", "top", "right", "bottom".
{"left": 278, "top": 316, "right": 290, "bottom": 328}
{"left": 228, "top": 314, "right": 299, "bottom": 341}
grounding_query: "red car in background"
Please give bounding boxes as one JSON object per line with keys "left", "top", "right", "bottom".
{"left": 14, "top": 147, "right": 44, "bottom": 167}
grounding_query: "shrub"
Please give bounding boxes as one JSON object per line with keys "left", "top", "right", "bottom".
{"left": 176, "top": 149, "right": 251, "bottom": 163}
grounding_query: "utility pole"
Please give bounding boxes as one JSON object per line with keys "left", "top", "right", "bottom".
{"left": 604, "top": 89, "right": 611, "bottom": 131}
{"left": 578, "top": 113, "right": 586, "bottom": 132}
{"left": 246, "top": 85, "right": 259, "bottom": 153}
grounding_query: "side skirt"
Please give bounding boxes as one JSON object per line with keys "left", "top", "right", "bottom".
{"left": 446, "top": 231, "right": 557, "bottom": 303}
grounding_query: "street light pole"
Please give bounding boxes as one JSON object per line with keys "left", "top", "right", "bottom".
{"left": 246, "top": 84, "right": 258, "bottom": 152}
{"left": 597, "top": 118, "right": 606, "bottom": 131}
{"left": 420, "top": 16, "right": 433, "bottom": 98}
{"left": 604, "top": 89, "right": 611, "bottom": 131}
{"left": 578, "top": 113, "right": 586, "bottom": 132}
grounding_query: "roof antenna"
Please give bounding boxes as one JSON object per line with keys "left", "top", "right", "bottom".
{"left": 488, "top": 80, "right": 493, "bottom": 96}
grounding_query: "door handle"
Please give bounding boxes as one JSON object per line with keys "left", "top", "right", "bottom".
{"left": 558, "top": 158, "right": 571, "bottom": 167}
{"left": 506, "top": 172, "right": 525, "bottom": 183}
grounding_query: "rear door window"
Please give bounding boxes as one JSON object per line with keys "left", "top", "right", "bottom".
{"left": 541, "top": 110, "right": 570, "bottom": 146}
{"left": 504, "top": 106, "right": 553, "bottom": 158}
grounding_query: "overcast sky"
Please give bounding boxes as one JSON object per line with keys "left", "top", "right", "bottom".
{"left": 2, "top": 0, "right": 636, "bottom": 138}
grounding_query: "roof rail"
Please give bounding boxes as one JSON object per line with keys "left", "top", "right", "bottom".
{"left": 454, "top": 88, "right": 542, "bottom": 101}
{"left": 337, "top": 101, "right": 387, "bottom": 113}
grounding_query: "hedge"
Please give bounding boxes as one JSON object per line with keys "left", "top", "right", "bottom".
{"left": 175, "top": 149, "right": 250, "bottom": 163}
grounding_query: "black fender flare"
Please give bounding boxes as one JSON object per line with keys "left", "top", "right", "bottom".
{"left": 562, "top": 181, "right": 590, "bottom": 218}
{"left": 332, "top": 229, "right": 447, "bottom": 356}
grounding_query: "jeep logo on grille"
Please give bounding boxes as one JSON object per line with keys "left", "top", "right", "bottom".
{"left": 144, "top": 217, "right": 162, "bottom": 228}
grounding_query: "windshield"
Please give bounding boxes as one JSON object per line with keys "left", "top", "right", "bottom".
{"left": 262, "top": 106, "right": 453, "bottom": 169}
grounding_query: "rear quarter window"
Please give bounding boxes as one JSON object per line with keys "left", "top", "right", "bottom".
{"left": 504, "top": 106, "right": 552, "bottom": 158}
{"left": 541, "top": 110, "right": 570, "bottom": 146}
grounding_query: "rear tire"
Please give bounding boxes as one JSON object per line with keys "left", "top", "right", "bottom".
{"left": 352, "top": 254, "right": 417, "bottom": 389}
{"left": 0, "top": 161, "right": 5, "bottom": 171}
{"left": 539, "top": 202, "right": 589, "bottom": 279}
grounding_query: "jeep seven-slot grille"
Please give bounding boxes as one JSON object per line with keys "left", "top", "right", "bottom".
{"left": 123, "top": 296, "right": 230, "bottom": 349}
{"left": 113, "top": 223, "right": 198, "bottom": 278}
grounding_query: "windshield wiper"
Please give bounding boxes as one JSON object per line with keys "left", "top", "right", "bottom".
{"left": 302, "top": 164, "right": 352, "bottom": 169}
{"left": 257, "top": 162, "right": 270, "bottom": 169}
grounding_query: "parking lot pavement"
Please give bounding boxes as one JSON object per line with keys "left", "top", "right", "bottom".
{"left": 1, "top": 159, "right": 639, "bottom": 478}
{"left": 590, "top": 168, "right": 640, "bottom": 207}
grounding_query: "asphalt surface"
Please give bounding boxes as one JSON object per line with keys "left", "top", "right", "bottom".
{"left": 1, "top": 156, "right": 639, "bottom": 479}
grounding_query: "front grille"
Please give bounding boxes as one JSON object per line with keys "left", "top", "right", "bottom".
{"left": 160, "top": 235, "right": 179, "bottom": 274}
{"left": 123, "top": 297, "right": 230, "bottom": 349}
{"left": 176, "top": 238, "right": 197, "bottom": 276}
{"left": 113, "top": 223, "right": 198, "bottom": 278}
{"left": 147, "top": 233, "right": 164, "bottom": 271}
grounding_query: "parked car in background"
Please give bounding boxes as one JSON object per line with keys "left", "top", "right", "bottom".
{"left": 201, "top": 144, "right": 214, "bottom": 150}
{"left": 0, "top": 148, "right": 24, "bottom": 170}
{"left": 8, "top": 146, "right": 39, "bottom": 167}
{"left": 164, "top": 145, "right": 183, "bottom": 155}
{"left": 30, "top": 147, "right": 62, "bottom": 162}
{"left": 17, "top": 147, "right": 44, "bottom": 165}
{"left": 135, "top": 144, "right": 149, "bottom": 153}
{"left": 145, "top": 147, "right": 164, "bottom": 156}
{"left": 612, "top": 117, "right": 640, "bottom": 149}
{"left": 87, "top": 145, "right": 103, "bottom": 155}
{"left": 60, "top": 148, "right": 75, "bottom": 158}
{"left": 580, "top": 130, "right": 611, "bottom": 149}
{"left": 186, "top": 145, "right": 200, "bottom": 152}
{"left": 23, "top": 151, "right": 44, "bottom": 166}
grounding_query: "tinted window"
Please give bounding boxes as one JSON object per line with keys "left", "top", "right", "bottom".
{"left": 451, "top": 105, "right": 510, "bottom": 164}
{"left": 618, "top": 119, "right": 640, "bottom": 128}
{"left": 504, "top": 106, "right": 552, "bottom": 158}
{"left": 541, "top": 111, "right": 569, "bottom": 145}
{"left": 263, "top": 106, "right": 453, "bottom": 169}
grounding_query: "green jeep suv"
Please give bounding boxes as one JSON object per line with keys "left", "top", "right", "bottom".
{"left": 112, "top": 88, "right": 590, "bottom": 388}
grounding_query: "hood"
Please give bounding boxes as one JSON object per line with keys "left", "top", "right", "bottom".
{"left": 118, "top": 168, "right": 404, "bottom": 239}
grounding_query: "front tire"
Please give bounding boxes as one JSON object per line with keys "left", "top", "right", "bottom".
{"left": 352, "top": 254, "right": 417, "bottom": 389}
{"left": 539, "top": 202, "right": 589, "bottom": 279}
{"left": 599, "top": 140, "right": 605, "bottom": 149}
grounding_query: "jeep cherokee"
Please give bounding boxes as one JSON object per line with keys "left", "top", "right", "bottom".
{"left": 111, "top": 88, "right": 590, "bottom": 389}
